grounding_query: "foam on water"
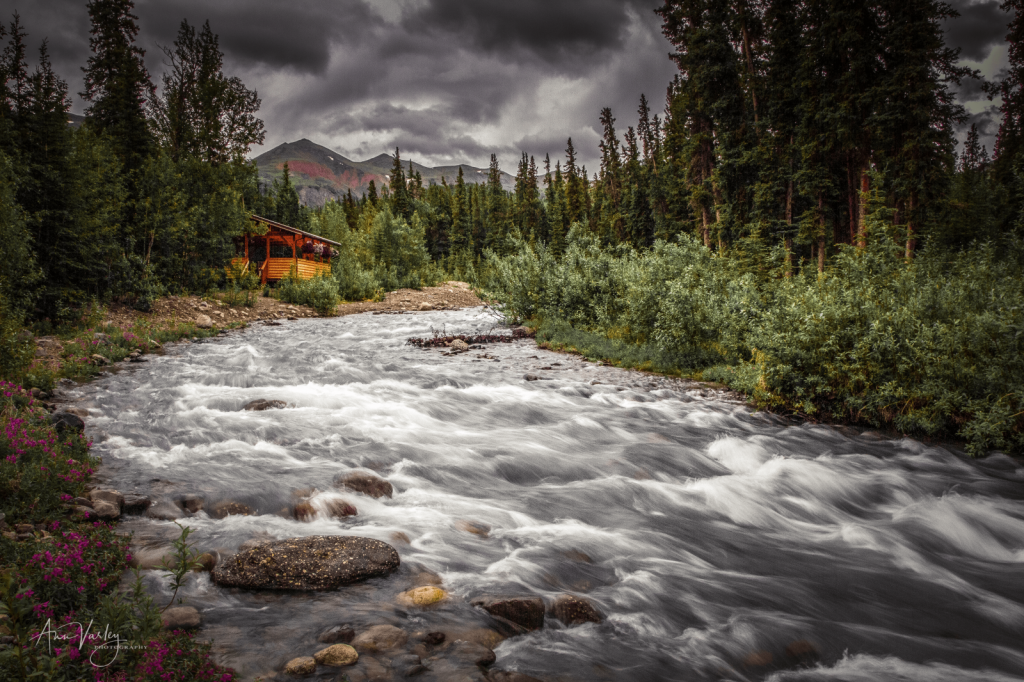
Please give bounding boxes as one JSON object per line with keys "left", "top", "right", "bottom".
{"left": 71, "top": 309, "right": 1024, "bottom": 681}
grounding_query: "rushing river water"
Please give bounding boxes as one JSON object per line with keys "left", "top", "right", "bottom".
{"left": 66, "top": 308, "right": 1024, "bottom": 682}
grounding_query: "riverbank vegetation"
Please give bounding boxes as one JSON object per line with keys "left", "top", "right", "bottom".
{"left": 2, "top": 0, "right": 1023, "bottom": 459}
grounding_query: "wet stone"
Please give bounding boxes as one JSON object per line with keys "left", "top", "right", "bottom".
{"left": 178, "top": 494, "right": 204, "bottom": 513}
{"left": 422, "top": 632, "right": 445, "bottom": 646}
{"left": 318, "top": 624, "right": 355, "bottom": 644}
{"left": 487, "top": 672, "right": 546, "bottom": 682}
{"left": 448, "top": 640, "right": 497, "bottom": 668}
{"left": 314, "top": 643, "right": 358, "bottom": 667}
{"left": 161, "top": 606, "right": 201, "bottom": 630}
{"left": 122, "top": 494, "right": 151, "bottom": 515}
{"left": 393, "top": 653, "right": 426, "bottom": 677}
{"left": 212, "top": 536, "right": 400, "bottom": 591}
{"left": 456, "top": 520, "right": 491, "bottom": 538}
{"left": 49, "top": 411, "right": 84, "bottom": 433}
{"left": 471, "top": 595, "right": 544, "bottom": 631}
{"left": 209, "top": 500, "right": 254, "bottom": 519}
{"left": 243, "top": 398, "right": 287, "bottom": 411}
{"left": 335, "top": 471, "right": 394, "bottom": 499}
{"left": 397, "top": 586, "right": 447, "bottom": 607}
{"left": 548, "top": 594, "right": 603, "bottom": 626}
{"left": 325, "top": 499, "right": 358, "bottom": 518}
{"left": 284, "top": 656, "right": 316, "bottom": 676}
{"left": 351, "top": 624, "right": 409, "bottom": 652}
{"left": 194, "top": 552, "right": 217, "bottom": 572}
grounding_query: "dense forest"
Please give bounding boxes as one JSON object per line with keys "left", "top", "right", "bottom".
{"left": 1, "top": 0, "right": 1023, "bottom": 454}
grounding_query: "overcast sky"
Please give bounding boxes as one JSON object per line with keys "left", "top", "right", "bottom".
{"left": 0, "top": 0, "right": 1011, "bottom": 173}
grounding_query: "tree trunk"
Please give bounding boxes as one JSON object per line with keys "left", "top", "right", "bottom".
{"left": 784, "top": 178, "right": 794, "bottom": 278}
{"left": 905, "top": 194, "right": 916, "bottom": 260}
{"left": 702, "top": 207, "right": 711, "bottom": 248}
{"left": 817, "top": 194, "right": 825, "bottom": 275}
{"left": 858, "top": 170, "right": 869, "bottom": 248}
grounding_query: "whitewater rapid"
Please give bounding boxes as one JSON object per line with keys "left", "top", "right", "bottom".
{"left": 68, "top": 308, "right": 1024, "bottom": 681}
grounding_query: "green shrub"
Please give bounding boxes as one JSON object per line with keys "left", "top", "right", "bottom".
{"left": 484, "top": 218, "right": 1024, "bottom": 455}
{"left": 277, "top": 271, "right": 339, "bottom": 316}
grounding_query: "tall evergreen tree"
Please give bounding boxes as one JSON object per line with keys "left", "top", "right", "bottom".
{"left": 151, "top": 20, "right": 265, "bottom": 165}
{"left": 80, "top": 0, "right": 154, "bottom": 172}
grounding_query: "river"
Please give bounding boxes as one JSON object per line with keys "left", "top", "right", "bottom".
{"left": 67, "top": 308, "right": 1024, "bottom": 681}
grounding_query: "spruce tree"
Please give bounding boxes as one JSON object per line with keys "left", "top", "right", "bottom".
{"left": 81, "top": 0, "right": 154, "bottom": 172}
{"left": 389, "top": 147, "right": 411, "bottom": 222}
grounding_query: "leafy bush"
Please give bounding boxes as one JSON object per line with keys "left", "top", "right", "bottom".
{"left": 223, "top": 260, "right": 262, "bottom": 308}
{"left": 0, "top": 385, "right": 234, "bottom": 682}
{"left": 484, "top": 218, "right": 1024, "bottom": 455}
{"left": 276, "top": 271, "right": 339, "bottom": 316}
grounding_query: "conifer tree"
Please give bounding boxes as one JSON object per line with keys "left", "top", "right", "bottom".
{"left": 389, "top": 147, "right": 411, "bottom": 222}
{"left": 366, "top": 179, "right": 378, "bottom": 207}
{"left": 81, "top": 0, "right": 154, "bottom": 172}
{"left": 152, "top": 20, "right": 265, "bottom": 165}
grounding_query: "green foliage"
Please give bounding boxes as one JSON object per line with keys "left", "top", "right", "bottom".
{"left": 223, "top": 260, "right": 261, "bottom": 307}
{"left": 0, "top": 388, "right": 233, "bottom": 681}
{"left": 485, "top": 216, "right": 1024, "bottom": 456}
{"left": 158, "top": 522, "right": 204, "bottom": 611}
{"left": 276, "top": 271, "right": 339, "bottom": 316}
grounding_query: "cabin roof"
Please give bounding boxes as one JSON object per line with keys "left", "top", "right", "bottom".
{"left": 249, "top": 214, "right": 342, "bottom": 247}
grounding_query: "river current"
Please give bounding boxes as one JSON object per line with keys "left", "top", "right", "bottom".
{"left": 66, "top": 308, "right": 1024, "bottom": 681}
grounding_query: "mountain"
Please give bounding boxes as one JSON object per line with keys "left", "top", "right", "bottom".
{"left": 253, "top": 139, "right": 516, "bottom": 207}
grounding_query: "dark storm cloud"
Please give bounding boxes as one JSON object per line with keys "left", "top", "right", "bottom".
{"left": 406, "top": 0, "right": 652, "bottom": 64}
{"left": 944, "top": 0, "right": 1007, "bottom": 62}
{"left": 1, "top": 0, "right": 1008, "bottom": 171}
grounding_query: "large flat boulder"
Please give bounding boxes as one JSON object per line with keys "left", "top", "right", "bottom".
{"left": 211, "top": 535, "right": 399, "bottom": 591}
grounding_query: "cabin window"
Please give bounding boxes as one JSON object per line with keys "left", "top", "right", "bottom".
{"left": 270, "top": 243, "right": 294, "bottom": 258}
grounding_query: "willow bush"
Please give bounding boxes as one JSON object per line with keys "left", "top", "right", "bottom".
{"left": 483, "top": 223, "right": 1024, "bottom": 456}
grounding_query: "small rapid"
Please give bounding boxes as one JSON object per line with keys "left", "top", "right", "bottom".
{"left": 68, "top": 309, "right": 1024, "bottom": 681}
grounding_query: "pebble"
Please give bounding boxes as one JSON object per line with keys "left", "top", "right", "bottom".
{"left": 161, "top": 606, "right": 201, "bottom": 630}
{"left": 313, "top": 643, "right": 358, "bottom": 667}
{"left": 283, "top": 656, "right": 316, "bottom": 675}
{"left": 397, "top": 586, "right": 447, "bottom": 607}
{"left": 351, "top": 624, "right": 409, "bottom": 652}
{"left": 318, "top": 624, "right": 355, "bottom": 644}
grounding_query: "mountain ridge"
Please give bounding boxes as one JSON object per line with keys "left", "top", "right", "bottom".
{"left": 253, "top": 139, "right": 515, "bottom": 207}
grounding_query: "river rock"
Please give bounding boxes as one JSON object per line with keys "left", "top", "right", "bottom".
{"left": 49, "top": 412, "right": 85, "bottom": 433}
{"left": 194, "top": 552, "right": 217, "bottom": 572}
{"left": 448, "top": 640, "right": 496, "bottom": 667}
{"left": 147, "top": 500, "right": 185, "bottom": 520}
{"left": 293, "top": 502, "right": 315, "bottom": 521}
{"left": 487, "top": 672, "right": 544, "bottom": 682}
{"left": 351, "top": 624, "right": 408, "bottom": 652}
{"left": 91, "top": 500, "right": 120, "bottom": 521}
{"left": 449, "top": 339, "right": 469, "bottom": 352}
{"left": 161, "top": 606, "right": 201, "bottom": 630}
{"left": 456, "top": 520, "right": 491, "bottom": 538}
{"left": 471, "top": 595, "right": 544, "bottom": 631}
{"left": 548, "top": 594, "right": 603, "bottom": 626}
{"left": 325, "top": 499, "right": 357, "bottom": 518}
{"left": 420, "top": 302, "right": 434, "bottom": 311}
{"left": 523, "top": 374, "right": 539, "bottom": 382}
{"left": 393, "top": 653, "right": 427, "bottom": 677}
{"left": 195, "top": 314, "right": 213, "bottom": 329}
{"left": 318, "top": 624, "right": 355, "bottom": 644}
{"left": 398, "top": 586, "right": 447, "bottom": 607}
{"left": 122, "top": 494, "right": 151, "bottom": 514}
{"left": 211, "top": 536, "right": 400, "bottom": 590}
{"left": 243, "top": 398, "right": 286, "bottom": 411}
{"left": 64, "top": 407, "right": 89, "bottom": 418}
{"left": 335, "top": 471, "right": 394, "bottom": 499}
{"left": 90, "top": 489, "right": 124, "bottom": 510}
{"left": 72, "top": 497, "right": 92, "bottom": 508}
{"left": 209, "top": 500, "right": 254, "bottom": 518}
{"left": 423, "top": 631, "right": 445, "bottom": 646}
{"left": 283, "top": 656, "right": 316, "bottom": 675}
{"left": 784, "top": 640, "right": 820, "bottom": 666}
{"left": 179, "top": 494, "right": 204, "bottom": 513}
{"left": 313, "top": 643, "right": 358, "bottom": 667}
{"left": 488, "top": 672, "right": 545, "bottom": 682}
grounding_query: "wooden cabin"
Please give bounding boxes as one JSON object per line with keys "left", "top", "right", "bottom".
{"left": 232, "top": 215, "right": 341, "bottom": 284}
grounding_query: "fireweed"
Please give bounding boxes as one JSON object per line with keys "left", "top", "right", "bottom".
{"left": 0, "top": 383, "right": 234, "bottom": 681}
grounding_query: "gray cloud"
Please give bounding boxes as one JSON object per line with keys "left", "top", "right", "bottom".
{"left": 0, "top": 0, "right": 1010, "bottom": 172}
{"left": 944, "top": 0, "right": 1006, "bottom": 62}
